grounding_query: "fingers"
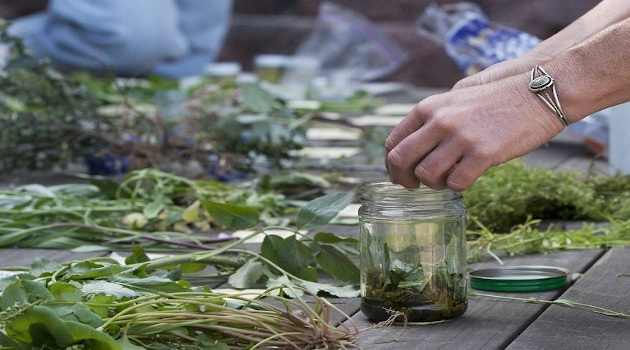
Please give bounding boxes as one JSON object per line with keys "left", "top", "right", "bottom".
{"left": 386, "top": 114, "right": 462, "bottom": 189}
{"left": 413, "top": 144, "right": 462, "bottom": 189}
{"left": 445, "top": 156, "right": 491, "bottom": 192}
{"left": 384, "top": 103, "right": 425, "bottom": 153}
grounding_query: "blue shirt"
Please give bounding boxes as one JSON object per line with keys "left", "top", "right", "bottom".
{"left": 9, "top": 0, "right": 232, "bottom": 78}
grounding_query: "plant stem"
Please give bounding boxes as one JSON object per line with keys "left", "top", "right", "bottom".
{"left": 469, "top": 291, "right": 630, "bottom": 318}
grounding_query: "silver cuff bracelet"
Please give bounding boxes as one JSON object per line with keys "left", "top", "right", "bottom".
{"left": 529, "top": 65, "right": 571, "bottom": 127}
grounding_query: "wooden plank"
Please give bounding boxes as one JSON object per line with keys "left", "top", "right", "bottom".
{"left": 507, "top": 248, "right": 630, "bottom": 350}
{"left": 348, "top": 249, "right": 604, "bottom": 350}
{"left": 0, "top": 248, "right": 105, "bottom": 267}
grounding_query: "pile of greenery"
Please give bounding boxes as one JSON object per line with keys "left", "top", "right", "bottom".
{"left": 464, "top": 160, "right": 630, "bottom": 232}
{"left": 0, "top": 20, "right": 331, "bottom": 175}
{"left": 0, "top": 248, "right": 361, "bottom": 349}
{"left": 463, "top": 160, "right": 630, "bottom": 261}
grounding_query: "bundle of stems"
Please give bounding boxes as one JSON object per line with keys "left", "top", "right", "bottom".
{"left": 99, "top": 287, "right": 360, "bottom": 349}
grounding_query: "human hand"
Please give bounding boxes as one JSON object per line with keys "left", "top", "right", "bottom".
{"left": 385, "top": 73, "right": 563, "bottom": 191}
{"left": 452, "top": 52, "right": 552, "bottom": 90}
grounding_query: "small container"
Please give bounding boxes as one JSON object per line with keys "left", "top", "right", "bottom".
{"left": 469, "top": 266, "right": 569, "bottom": 292}
{"left": 359, "top": 180, "right": 468, "bottom": 323}
{"left": 254, "top": 54, "right": 290, "bottom": 84}
{"left": 204, "top": 62, "right": 242, "bottom": 85}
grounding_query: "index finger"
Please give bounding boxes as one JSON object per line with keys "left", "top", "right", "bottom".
{"left": 384, "top": 103, "right": 425, "bottom": 152}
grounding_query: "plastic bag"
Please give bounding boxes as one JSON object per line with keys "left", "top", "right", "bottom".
{"left": 417, "top": 2, "right": 608, "bottom": 155}
{"left": 417, "top": 2, "right": 540, "bottom": 75}
{"left": 283, "top": 2, "right": 408, "bottom": 89}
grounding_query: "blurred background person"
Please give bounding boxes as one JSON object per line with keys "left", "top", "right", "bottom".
{"left": 2, "top": 0, "right": 233, "bottom": 78}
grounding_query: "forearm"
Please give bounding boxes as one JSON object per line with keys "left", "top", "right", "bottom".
{"left": 544, "top": 16, "right": 630, "bottom": 122}
{"left": 525, "top": 0, "right": 630, "bottom": 62}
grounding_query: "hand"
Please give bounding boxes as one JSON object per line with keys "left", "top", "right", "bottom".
{"left": 385, "top": 73, "right": 563, "bottom": 191}
{"left": 452, "top": 52, "right": 552, "bottom": 90}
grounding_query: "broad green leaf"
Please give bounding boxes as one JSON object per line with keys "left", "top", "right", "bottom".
{"left": 0, "top": 95, "right": 27, "bottom": 112}
{"left": 65, "top": 321, "right": 121, "bottom": 349}
{"left": 196, "top": 341, "right": 231, "bottom": 350}
{"left": 143, "top": 195, "right": 168, "bottom": 219}
{"left": 0, "top": 281, "right": 28, "bottom": 310}
{"left": 66, "top": 261, "right": 127, "bottom": 280}
{"left": 81, "top": 281, "right": 138, "bottom": 298}
{"left": 182, "top": 200, "right": 201, "bottom": 222}
{"left": 5, "top": 305, "right": 74, "bottom": 348}
{"left": 125, "top": 244, "right": 150, "bottom": 264}
{"left": 86, "top": 294, "right": 118, "bottom": 318}
{"left": 201, "top": 200, "right": 259, "bottom": 230}
{"left": 0, "top": 331, "right": 30, "bottom": 349}
{"left": 260, "top": 235, "right": 317, "bottom": 281}
{"left": 30, "top": 258, "right": 60, "bottom": 278}
{"left": 83, "top": 176, "right": 129, "bottom": 199}
{"left": 314, "top": 232, "right": 360, "bottom": 255}
{"left": 314, "top": 231, "right": 358, "bottom": 244}
{"left": 315, "top": 244, "right": 360, "bottom": 283}
{"left": 239, "top": 82, "right": 276, "bottom": 113}
{"left": 0, "top": 280, "right": 53, "bottom": 310}
{"left": 109, "top": 274, "right": 188, "bottom": 293}
{"left": 297, "top": 280, "right": 360, "bottom": 298}
{"left": 47, "top": 302, "right": 103, "bottom": 328}
{"left": 228, "top": 259, "right": 265, "bottom": 288}
{"left": 49, "top": 282, "right": 83, "bottom": 300}
{"left": 116, "top": 337, "right": 147, "bottom": 350}
{"left": 265, "top": 276, "right": 304, "bottom": 298}
{"left": 296, "top": 191, "right": 355, "bottom": 230}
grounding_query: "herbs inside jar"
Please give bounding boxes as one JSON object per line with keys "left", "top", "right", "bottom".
{"left": 358, "top": 181, "right": 468, "bottom": 323}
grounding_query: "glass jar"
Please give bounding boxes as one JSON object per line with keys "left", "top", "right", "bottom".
{"left": 359, "top": 180, "right": 468, "bottom": 323}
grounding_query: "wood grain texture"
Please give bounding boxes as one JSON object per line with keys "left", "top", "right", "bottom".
{"left": 0, "top": 248, "right": 105, "bottom": 267}
{"left": 349, "top": 249, "right": 604, "bottom": 350}
{"left": 507, "top": 248, "right": 630, "bottom": 350}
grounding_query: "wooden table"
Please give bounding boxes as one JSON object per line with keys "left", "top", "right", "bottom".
{"left": 0, "top": 84, "right": 624, "bottom": 349}
{"left": 1, "top": 246, "right": 628, "bottom": 350}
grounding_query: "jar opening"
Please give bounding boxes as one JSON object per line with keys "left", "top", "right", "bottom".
{"left": 360, "top": 179, "right": 462, "bottom": 203}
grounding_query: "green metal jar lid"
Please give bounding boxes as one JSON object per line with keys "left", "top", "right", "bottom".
{"left": 469, "top": 265, "right": 569, "bottom": 292}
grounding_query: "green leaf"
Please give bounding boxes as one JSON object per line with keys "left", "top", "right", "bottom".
{"left": 109, "top": 274, "right": 188, "bottom": 293}
{"left": 84, "top": 176, "right": 129, "bottom": 199}
{"left": 85, "top": 294, "right": 118, "bottom": 318}
{"left": 125, "top": 244, "right": 150, "bottom": 264}
{"left": 116, "top": 337, "right": 147, "bottom": 349}
{"left": 315, "top": 244, "right": 360, "bottom": 283}
{"left": 0, "top": 280, "right": 53, "bottom": 310}
{"left": 197, "top": 341, "right": 231, "bottom": 350}
{"left": 239, "top": 82, "right": 276, "bottom": 113}
{"left": 143, "top": 196, "right": 167, "bottom": 219}
{"left": 297, "top": 280, "right": 360, "bottom": 298}
{"left": 0, "top": 331, "right": 31, "bottom": 349}
{"left": 5, "top": 305, "right": 74, "bottom": 348}
{"left": 265, "top": 276, "right": 304, "bottom": 298}
{"left": 65, "top": 321, "right": 121, "bottom": 349}
{"left": 296, "top": 191, "right": 355, "bottom": 230}
{"left": 0, "top": 95, "right": 27, "bottom": 112}
{"left": 81, "top": 281, "right": 138, "bottom": 298}
{"left": 47, "top": 302, "right": 103, "bottom": 328}
{"left": 228, "top": 259, "right": 265, "bottom": 288}
{"left": 201, "top": 200, "right": 259, "bottom": 229}
{"left": 66, "top": 261, "right": 127, "bottom": 280}
{"left": 0, "top": 282, "right": 28, "bottom": 310}
{"left": 49, "top": 282, "right": 83, "bottom": 300}
{"left": 261, "top": 235, "right": 317, "bottom": 281}
{"left": 30, "top": 258, "right": 59, "bottom": 278}
{"left": 314, "top": 231, "right": 358, "bottom": 244}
